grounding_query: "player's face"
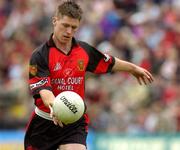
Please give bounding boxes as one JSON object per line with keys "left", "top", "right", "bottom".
{"left": 52, "top": 15, "right": 80, "bottom": 44}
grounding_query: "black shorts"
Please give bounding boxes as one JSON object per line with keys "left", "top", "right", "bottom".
{"left": 24, "top": 112, "right": 88, "bottom": 150}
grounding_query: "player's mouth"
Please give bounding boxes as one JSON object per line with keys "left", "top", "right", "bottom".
{"left": 63, "top": 35, "right": 71, "bottom": 39}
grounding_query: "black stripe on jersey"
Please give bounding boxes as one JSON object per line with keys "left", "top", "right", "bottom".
{"left": 33, "top": 94, "right": 41, "bottom": 99}
{"left": 29, "top": 43, "right": 50, "bottom": 78}
{"left": 78, "top": 41, "right": 105, "bottom": 72}
{"left": 107, "top": 56, "right": 115, "bottom": 72}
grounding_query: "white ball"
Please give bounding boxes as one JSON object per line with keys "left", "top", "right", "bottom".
{"left": 52, "top": 91, "right": 85, "bottom": 125}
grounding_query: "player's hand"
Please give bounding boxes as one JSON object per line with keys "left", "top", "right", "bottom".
{"left": 131, "top": 66, "right": 154, "bottom": 85}
{"left": 49, "top": 105, "right": 64, "bottom": 127}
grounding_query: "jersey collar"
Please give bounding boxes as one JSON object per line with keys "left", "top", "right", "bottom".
{"left": 47, "top": 34, "right": 78, "bottom": 48}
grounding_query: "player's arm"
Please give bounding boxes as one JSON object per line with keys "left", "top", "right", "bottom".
{"left": 79, "top": 41, "right": 153, "bottom": 84}
{"left": 29, "top": 47, "right": 63, "bottom": 126}
{"left": 29, "top": 51, "right": 54, "bottom": 110}
{"left": 112, "top": 57, "right": 154, "bottom": 85}
{"left": 39, "top": 89, "right": 55, "bottom": 107}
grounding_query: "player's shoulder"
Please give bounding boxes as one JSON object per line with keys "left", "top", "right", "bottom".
{"left": 31, "top": 42, "right": 49, "bottom": 58}
{"left": 77, "top": 40, "right": 93, "bottom": 49}
{"left": 77, "top": 40, "right": 97, "bottom": 52}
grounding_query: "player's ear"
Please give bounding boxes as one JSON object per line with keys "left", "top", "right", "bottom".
{"left": 52, "top": 17, "right": 57, "bottom": 26}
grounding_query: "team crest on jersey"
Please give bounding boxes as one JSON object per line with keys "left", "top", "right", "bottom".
{"left": 77, "top": 60, "right": 85, "bottom": 71}
{"left": 29, "top": 65, "right": 37, "bottom": 76}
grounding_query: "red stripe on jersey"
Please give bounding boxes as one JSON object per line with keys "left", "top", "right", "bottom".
{"left": 26, "top": 146, "right": 38, "bottom": 150}
{"left": 83, "top": 113, "right": 90, "bottom": 132}
{"left": 35, "top": 98, "right": 50, "bottom": 113}
{"left": 94, "top": 56, "right": 113, "bottom": 74}
{"left": 25, "top": 111, "right": 35, "bottom": 131}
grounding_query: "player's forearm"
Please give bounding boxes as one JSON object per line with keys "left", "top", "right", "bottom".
{"left": 112, "top": 57, "right": 137, "bottom": 73}
{"left": 39, "top": 89, "right": 55, "bottom": 107}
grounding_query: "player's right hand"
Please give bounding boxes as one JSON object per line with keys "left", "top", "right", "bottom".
{"left": 49, "top": 105, "right": 64, "bottom": 127}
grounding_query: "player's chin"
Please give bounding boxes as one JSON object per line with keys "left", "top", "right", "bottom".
{"left": 62, "top": 36, "right": 71, "bottom": 42}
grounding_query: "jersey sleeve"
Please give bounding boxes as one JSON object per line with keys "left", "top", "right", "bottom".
{"left": 79, "top": 41, "right": 115, "bottom": 74}
{"left": 29, "top": 45, "right": 52, "bottom": 96}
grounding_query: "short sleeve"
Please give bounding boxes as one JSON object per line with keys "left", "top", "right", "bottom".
{"left": 29, "top": 45, "right": 52, "bottom": 96}
{"left": 79, "top": 41, "right": 115, "bottom": 74}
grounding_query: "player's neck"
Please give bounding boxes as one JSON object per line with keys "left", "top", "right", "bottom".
{"left": 53, "top": 36, "right": 72, "bottom": 54}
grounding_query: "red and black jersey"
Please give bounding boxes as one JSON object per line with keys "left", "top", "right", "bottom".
{"left": 29, "top": 35, "right": 115, "bottom": 113}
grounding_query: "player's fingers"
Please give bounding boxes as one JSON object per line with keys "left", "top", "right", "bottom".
{"left": 49, "top": 105, "right": 60, "bottom": 126}
{"left": 144, "top": 70, "right": 154, "bottom": 83}
{"left": 136, "top": 77, "right": 142, "bottom": 85}
{"left": 147, "top": 76, "right": 153, "bottom": 83}
{"left": 53, "top": 119, "right": 58, "bottom": 126}
{"left": 49, "top": 105, "right": 53, "bottom": 118}
{"left": 58, "top": 121, "right": 64, "bottom": 127}
{"left": 52, "top": 116, "right": 63, "bottom": 127}
{"left": 141, "top": 76, "right": 147, "bottom": 85}
{"left": 53, "top": 115, "right": 63, "bottom": 127}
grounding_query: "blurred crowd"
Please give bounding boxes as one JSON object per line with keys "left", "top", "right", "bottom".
{"left": 0, "top": 0, "right": 179, "bottom": 134}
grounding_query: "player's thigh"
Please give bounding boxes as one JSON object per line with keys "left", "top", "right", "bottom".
{"left": 59, "top": 143, "right": 86, "bottom": 150}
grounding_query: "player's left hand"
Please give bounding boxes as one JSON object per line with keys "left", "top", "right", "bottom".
{"left": 131, "top": 66, "right": 154, "bottom": 85}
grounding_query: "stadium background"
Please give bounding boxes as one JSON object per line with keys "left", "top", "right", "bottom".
{"left": 0, "top": 0, "right": 179, "bottom": 149}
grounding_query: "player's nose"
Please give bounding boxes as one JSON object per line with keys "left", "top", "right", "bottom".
{"left": 66, "top": 27, "right": 73, "bottom": 34}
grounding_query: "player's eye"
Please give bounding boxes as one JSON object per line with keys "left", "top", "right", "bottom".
{"left": 62, "top": 23, "right": 70, "bottom": 28}
{"left": 72, "top": 26, "right": 77, "bottom": 30}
